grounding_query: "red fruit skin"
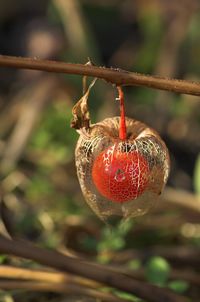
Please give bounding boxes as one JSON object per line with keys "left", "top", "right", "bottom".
{"left": 92, "top": 146, "right": 149, "bottom": 203}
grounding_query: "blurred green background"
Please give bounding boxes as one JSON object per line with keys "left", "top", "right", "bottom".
{"left": 0, "top": 0, "right": 200, "bottom": 301}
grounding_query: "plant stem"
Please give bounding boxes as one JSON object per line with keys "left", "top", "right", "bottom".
{"left": 0, "top": 235, "right": 189, "bottom": 302}
{"left": 0, "top": 55, "right": 200, "bottom": 96}
{"left": 117, "top": 86, "right": 127, "bottom": 140}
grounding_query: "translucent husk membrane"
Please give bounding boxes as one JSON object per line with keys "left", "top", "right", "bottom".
{"left": 75, "top": 116, "right": 170, "bottom": 223}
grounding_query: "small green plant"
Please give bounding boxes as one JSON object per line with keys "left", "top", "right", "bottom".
{"left": 168, "top": 280, "right": 189, "bottom": 294}
{"left": 145, "top": 256, "right": 171, "bottom": 286}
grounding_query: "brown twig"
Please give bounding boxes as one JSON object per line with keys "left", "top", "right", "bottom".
{"left": 112, "top": 246, "right": 200, "bottom": 268}
{"left": 103, "top": 264, "right": 200, "bottom": 288}
{"left": 0, "top": 76, "right": 57, "bottom": 173}
{"left": 163, "top": 187, "right": 200, "bottom": 214}
{"left": 0, "top": 266, "right": 130, "bottom": 302}
{"left": 0, "top": 280, "right": 127, "bottom": 302}
{"left": 0, "top": 55, "right": 200, "bottom": 96}
{"left": 0, "top": 265, "right": 100, "bottom": 288}
{"left": 0, "top": 235, "right": 189, "bottom": 302}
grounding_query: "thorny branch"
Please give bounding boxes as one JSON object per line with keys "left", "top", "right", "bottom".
{"left": 0, "top": 55, "right": 200, "bottom": 96}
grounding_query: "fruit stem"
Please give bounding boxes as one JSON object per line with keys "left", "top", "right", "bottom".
{"left": 117, "top": 86, "right": 127, "bottom": 140}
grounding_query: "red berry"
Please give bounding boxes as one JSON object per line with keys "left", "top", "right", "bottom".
{"left": 92, "top": 145, "right": 149, "bottom": 203}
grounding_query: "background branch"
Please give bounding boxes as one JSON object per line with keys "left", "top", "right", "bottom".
{"left": 0, "top": 265, "right": 100, "bottom": 288}
{"left": 0, "top": 235, "right": 189, "bottom": 302}
{"left": 0, "top": 281, "right": 128, "bottom": 302}
{"left": 0, "top": 266, "right": 129, "bottom": 302}
{"left": 0, "top": 55, "right": 200, "bottom": 96}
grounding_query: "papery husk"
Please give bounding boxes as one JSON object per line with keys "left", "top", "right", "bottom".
{"left": 74, "top": 116, "right": 170, "bottom": 222}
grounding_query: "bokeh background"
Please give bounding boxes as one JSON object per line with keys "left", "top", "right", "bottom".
{"left": 0, "top": 0, "right": 200, "bottom": 301}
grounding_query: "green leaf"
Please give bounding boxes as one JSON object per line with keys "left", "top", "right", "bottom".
{"left": 145, "top": 256, "right": 171, "bottom": 286}
{"left": 115, "top": 290, "right": 143, "bottom": 302}
{"left": 168, "top": 280, "right": 189, "bottom": 294}
{"left": 0, "top": 255, "right": 7, "bottom": 264}
{"left": 128, "top": 259, "right": 141, "bottom": 270}
{"left": 194, "top": 154, "right": 200, "bottom": 195}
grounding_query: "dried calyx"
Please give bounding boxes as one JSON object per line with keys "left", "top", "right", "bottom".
{"left": 71, "top": 84, "right": 170, "bottom": 222}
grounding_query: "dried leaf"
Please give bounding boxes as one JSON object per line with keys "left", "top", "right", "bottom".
{"left": 71, "top": 78, "right": 97, "bottom": 130}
